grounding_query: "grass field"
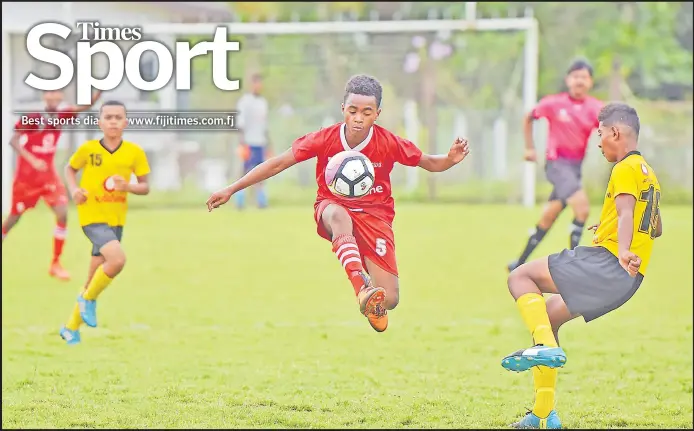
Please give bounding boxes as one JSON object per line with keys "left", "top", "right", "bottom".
{"left": 2, "top": 203, "right": 692, "bottom": 429}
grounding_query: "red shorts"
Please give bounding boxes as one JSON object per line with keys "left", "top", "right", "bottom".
{"left": 314, "top": 199, "right": 398, "bottom": 276}
{"left": 11, "top": 179, "right": 68, "bottom": 215}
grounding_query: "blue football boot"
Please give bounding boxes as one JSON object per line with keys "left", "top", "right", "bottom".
{"left": 511, "top": 410, "right": 562, "bottom": 429}
{"left": 501, "top": 345, "right": 567, "bottom": 372}
{"left": 59, "top": 326, "right": 81, "bottom": 345}
{"left": 77, "top": 294, "right": 98, "bottom": 328}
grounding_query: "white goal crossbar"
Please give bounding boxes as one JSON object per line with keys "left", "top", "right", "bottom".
{"left": 2, "top": 17, "right": 539, "bottom": 213}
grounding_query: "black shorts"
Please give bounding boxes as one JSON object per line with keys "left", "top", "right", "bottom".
{"left": 545, "top": 159, "right": 583, "bottom": 203}
{"left": 549, "top": 246, "right": 644, "bottom": 323}
{"left": 82, "top": 223, "right": 124, "bottom": 257}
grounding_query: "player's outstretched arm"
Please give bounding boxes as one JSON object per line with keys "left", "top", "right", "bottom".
{"left": 206, "top": 148, "right": 298, "bottom": 211}
{"left": 418, "top": 137, "right": 470, "bottom": 172}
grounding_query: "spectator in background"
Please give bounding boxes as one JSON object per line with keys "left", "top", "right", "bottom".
{"left": 235, "top": 73, "right": 270, "bottom": 209}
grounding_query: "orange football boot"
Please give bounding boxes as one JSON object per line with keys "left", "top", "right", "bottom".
{"left": 357, "top": 283, "right": 388, "bottom": 332}
{"left": 366, "top": 303, "right": 388, "bottom": 332}
{"left": 49, "top": 261, "right": 71, "bottom": 281}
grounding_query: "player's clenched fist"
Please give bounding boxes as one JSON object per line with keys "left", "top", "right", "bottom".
{"left": 112, "top": 175, "right": 129, "bottom": 192}
{"left": 618, "top": 250, "right": 641, "bottom": 277}
{"left": 71, "top": 188, "right": 88, "bottom": 205}
{"left": 447, "top": 137, "right": 470, "bottom": 164}
{"left": 523, "top": 148, "right": 537, "bottom": 162}
{"left": 206, "top": 188, "right": 233, "bottom": 212}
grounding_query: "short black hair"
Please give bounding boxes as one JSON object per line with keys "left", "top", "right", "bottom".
{"left": 344, "top": 74, "right": 382, "bottom": 107}
{"left": 100, "top": 100, "right": 127, "bottom": 115}
{"left": 567, "top": 58, "right": 593, "bottom": 77}
{"left": 598, "top": 102, "right": 640, "bottom": 136}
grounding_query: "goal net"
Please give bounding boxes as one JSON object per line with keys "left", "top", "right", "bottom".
{"left": 2, "top": 18, "right": 540, "bottom": 213}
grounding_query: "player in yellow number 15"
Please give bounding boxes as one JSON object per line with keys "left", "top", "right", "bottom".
{"left": 59, "top": 100, "right": 151, "bottom": 345}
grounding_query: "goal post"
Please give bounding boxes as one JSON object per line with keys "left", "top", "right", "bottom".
{"left": 142, "top": 17, "right": 537, "bottom": 36}
{"left": 2, "top": 17, "right": 539, "bottom": 213}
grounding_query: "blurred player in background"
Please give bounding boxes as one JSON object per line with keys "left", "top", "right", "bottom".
{"left": 207, "top": 74, "right": 470, "bottom": 332}
{"left": 59, "top": 101, "right": 151, "bottom": 345}
{"left": 508, "top": 60, "right": 603, "bottom": 272}
{"left": 2, "top": 89, "right": 102, "bottom": 280}
{"left": 235, "top": 73, "right": 271, "bottom": 209}
{"left": 501, "top": 103, "right": 661, "bottom": 429}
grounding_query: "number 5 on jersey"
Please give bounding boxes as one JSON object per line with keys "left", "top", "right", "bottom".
{"left": 375, "top": 238, "right": 387, "bottom": 256}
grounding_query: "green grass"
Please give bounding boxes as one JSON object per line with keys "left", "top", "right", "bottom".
{"left": 2, "top": 204, "right": 692, "bottom": 429}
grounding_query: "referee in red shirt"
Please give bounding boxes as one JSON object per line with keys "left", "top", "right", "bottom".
{"left": 509, "top": 60, "right": 604, "bottom": 272}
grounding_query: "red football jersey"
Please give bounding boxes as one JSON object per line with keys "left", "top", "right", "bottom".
{"left": 532, "top": 92, "right": 603, "bottom": 161}
{"left": 292, "top": 123, "right": 422, "bottom": 225}
{"left": 13, "top": 109, "right": 77, "bottom": 184}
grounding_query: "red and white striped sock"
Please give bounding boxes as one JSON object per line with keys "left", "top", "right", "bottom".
{"left": 53, "top": 222, "right": 67, "bottom": 263}
{"left": 332, "top": 234, "right": 366, "bottom": 296}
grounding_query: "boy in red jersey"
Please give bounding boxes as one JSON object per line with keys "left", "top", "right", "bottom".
{"left": 508, "top": 60, "right": 603, "bottom": 272}
{"left": 2, "top": 89, "right": 101, "bottom": 280}
{"left": 207, "top": 75, "right": 470, "bottom": 332}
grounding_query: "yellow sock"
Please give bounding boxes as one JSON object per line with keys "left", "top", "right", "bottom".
{"left": 66, "top": 303, "right": 83, "bottom": 331}
{"left": 532, "top": 366, "right": 557, "bottom": 418}
{"left": 516, "top": 293, "right": 557, "bottom": 347}
{"left": 82, "top": 266, "right": 113, "bottom": 301}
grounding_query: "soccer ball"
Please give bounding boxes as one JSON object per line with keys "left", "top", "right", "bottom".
{"left": 325, "top": 151, "right": 375, "bottom": 198}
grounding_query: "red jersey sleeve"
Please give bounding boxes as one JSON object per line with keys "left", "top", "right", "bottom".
{"left": 392, "top": 135, "right": 423, "bottom": 167}
{"left": 531, "top": 96, "right": 555, "bottom": 120}
{"left": 291, "top": 129, "right": 324, "bottom": 163}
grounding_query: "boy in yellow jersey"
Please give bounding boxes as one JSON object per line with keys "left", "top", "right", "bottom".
{"left": 500, "top": 103, "right": 662, "bottom": 429}
{"left": 59, "top": 101, "right": 151, "bottom": 345}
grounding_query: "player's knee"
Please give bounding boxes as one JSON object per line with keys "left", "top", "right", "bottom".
{"left": 384, "top": 288, "right": 400, "bottom": 310}
{"left": 574, "top": 204, "right": 590, "bottom": 222}
{"left": 101, "top": 243, "right": 126, "bottom": 275}
{"left": 110, "top": 252, "right": 126, "bottom": 273}
{"left": 55, "top": 211, "right": 68, "bottom": 225}
{"left": 507, "top": 266, "right": 529, "bottom": 297}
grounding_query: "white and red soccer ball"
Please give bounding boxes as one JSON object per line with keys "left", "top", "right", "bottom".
{"left": 325, "top": 151, "right": 376, "bottom": 199}
{"left": 103, "top": 176, "right": 116, "bottom": 192}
